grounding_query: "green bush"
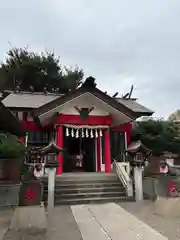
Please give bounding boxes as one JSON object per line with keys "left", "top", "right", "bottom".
{"left": 0, "top": 133, "right": 26, "bottom": 158}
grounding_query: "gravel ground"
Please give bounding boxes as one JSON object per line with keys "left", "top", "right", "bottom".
{"left": 118, "top": 200, "right": 180, "bottom": 240}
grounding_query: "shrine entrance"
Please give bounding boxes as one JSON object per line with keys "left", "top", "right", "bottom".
{"left": 64, "top": 136, "right": 96, "bottom": 173}
{"left": 63, "top": 126, "right": 101, "bottom": 173}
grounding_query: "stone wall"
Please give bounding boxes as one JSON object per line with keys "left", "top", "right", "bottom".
{"left": 143, "top": 175, "right": 180, "bottom": 199}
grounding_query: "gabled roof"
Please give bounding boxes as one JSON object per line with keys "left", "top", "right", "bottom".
{"left": 33, "top": 83, "right": 138, "bottom": 120}
{"left": 2, "top": 92, "right": 60, "bottom": 109}
{"left": 2, "top": 79, "right": 154, "bottom": 119}
{"left": 116, "top": 98, "right": 153, "bottom": 116}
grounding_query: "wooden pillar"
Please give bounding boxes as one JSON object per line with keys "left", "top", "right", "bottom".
{"left": 104, "top": 129, "right": 111, "bottom": 173}
{"left": 56, "top": 125, "right": 64, "bottom": 175}
{"left": 96, "top": 136, "right": 101, "bottom": 172}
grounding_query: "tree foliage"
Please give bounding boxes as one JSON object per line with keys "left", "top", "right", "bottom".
{"left": 168, "top": 109, "right": 180, "bottom": 121}
{"left": 0, "top": 47, "right": 84, "bottom": 93}
{"left": 0, "top": 133, "right": 26, "bottom": 158}
{"left": 132, "top": 120, "right": 180, "bottom": 155}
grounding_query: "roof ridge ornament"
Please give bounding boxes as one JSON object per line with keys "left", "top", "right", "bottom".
{"left": 82, "top": 76, "right": 97, "bottom": 89}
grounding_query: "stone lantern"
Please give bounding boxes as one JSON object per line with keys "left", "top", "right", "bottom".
{"left": 126, "top": 140, "right": 151, "bottom": 201}
{"left": 39, "top": 141, "right": 64, "bottom": 211}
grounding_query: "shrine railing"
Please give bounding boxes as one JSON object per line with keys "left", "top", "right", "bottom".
{"left": 113, "top": 159, "right": 133, "bottom": 197}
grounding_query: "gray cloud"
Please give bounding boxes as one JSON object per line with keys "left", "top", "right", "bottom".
{"left": 0, "top": 0, "right": 180, "bottom": 118}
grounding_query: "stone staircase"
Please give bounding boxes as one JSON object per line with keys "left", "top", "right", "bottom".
{"left": 43, "top": 172, "right": 128, "bottom": 205}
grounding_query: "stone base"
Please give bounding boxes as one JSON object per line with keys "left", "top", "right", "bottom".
{"left": 9, "top": 205, "right": 46, "bottom": 234}
{"left": 154, "top": 196, "right": 180, "bottom": 217}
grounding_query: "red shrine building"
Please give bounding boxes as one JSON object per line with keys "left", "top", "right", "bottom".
{"left": 2, "top": 77, "right": 153, "bottom": 175}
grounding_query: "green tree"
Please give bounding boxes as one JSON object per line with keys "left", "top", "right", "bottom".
{"left": 132, "top": 120, "right": 180, "bottom": 155}
{"left": 0, "top": 47, "right": 84, "bottom": 93}
{"left": 0, "top": 133, "right": 25, "bottom": 158}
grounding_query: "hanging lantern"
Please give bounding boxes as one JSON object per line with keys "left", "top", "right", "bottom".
{"left": 99, "top": 129, "right": 103, "bottom": 137}
{"left": 76, "top": 129, "right": 79, "bottom": 138}
{"left": 66, "top": 127, "right": 69, "bottom": 137}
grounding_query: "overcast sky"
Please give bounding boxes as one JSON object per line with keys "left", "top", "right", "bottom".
{"left": 0, "top": 0, "right": 180, "bottom": 118}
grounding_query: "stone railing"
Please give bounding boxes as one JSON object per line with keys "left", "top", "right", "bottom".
{"left": 113, "top": 160, "right": 133, "bottom": 197}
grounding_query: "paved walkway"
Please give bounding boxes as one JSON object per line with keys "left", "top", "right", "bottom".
{"left": 0, "top": 208, "right": 13, "bottom": 240}
{"left": 71, "top": 203, "right": 168, "bottom": 240}
{"left": 0, "top": 203, "right": 170, "bottom": 240}
{"left": 119, "top": 200, "right": 180, "bottom": 240}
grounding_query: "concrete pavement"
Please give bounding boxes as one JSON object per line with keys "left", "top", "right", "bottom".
{"left": 119, "top": 200, "right": 180, "bottom": 240}
{"left": 71, "top": 203, "right": 168, "bottom": 240}
{"left": 0, "top": 208, "right": 13, "bottom": 240}
{"left": 0, "top": 203, "right": 170, "bottom": 240}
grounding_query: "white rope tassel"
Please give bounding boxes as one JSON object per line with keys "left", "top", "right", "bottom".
{"left": 95, "top": 129, "right": 98, "bottom": 138}
{"left": 99, "top": 129, "right": 103, "bottom": 137}
{"left": 66, "top": 127, "right": 69, "bottom": 137}
{"left": 85, "top": 128, "right": 89, "bottom": 138}
{"left": 71, "top": 128, "right": 74, "bottom": 137}
{"left": 82, "top": 128, "right": 85, "bottom": 138}
{"left": 90, "top": 129, "right": 93, "bottom": 138}
{"left": 76, "top": 129, "right": 79, "bottom": 138}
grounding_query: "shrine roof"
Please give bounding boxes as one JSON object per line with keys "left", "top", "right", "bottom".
{"left": 2, "top": 91, "right": 60, "bottom": 109}
{"left": 2, "top": 85, "right": 153, "bottom": 118}
{"left": 116, "top": 98, "right": 153, "bottom": 116}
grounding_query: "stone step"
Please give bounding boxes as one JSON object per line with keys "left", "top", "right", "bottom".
{"left": 44, "top": 186, "right": 124, "bottom": 194}
{"left": 58, "top": 191, "right": 125, "bottom": 199}
{"left": 54, "top": 196, "right": 127, "bottom": 205}
{"left": 42, "top": 173, "right": 118, "bottom": 183}
{"left": 43, "top": 177, "right": 118, "bottom": 185}
{"left": 42, "top": 172, "right": 128, "bottom": 205}
{"left": 44, "top": 192, "right": 125, "bottom": 202}
{"left": 45, "top": 190, "right": 125, "bottom": 198}
{"left": 43, "top": 180, "right": 122, "bottom": 188}
{"left": 56, "top": 172, "right": 116, "bottom": 178}
{"left": 55, "top": 181, "right": 121, "bottom": 188}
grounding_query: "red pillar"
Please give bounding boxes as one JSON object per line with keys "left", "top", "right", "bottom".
{"left": 104, "top": 129, "right": 111, "bottom": 173}
{"left": 56, "top": 125, "right": 64, "bottom": 175}
{"left": 96, "top": 137, "right": 101, "bottom": 172}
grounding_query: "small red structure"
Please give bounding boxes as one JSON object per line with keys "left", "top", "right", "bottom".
{"left": 169, "top": 182, "right": 176, "bottom": 193}
{"left": 25, "top": 187, "right": 35, "bottom": 201}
